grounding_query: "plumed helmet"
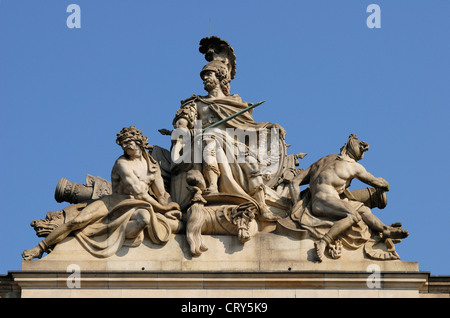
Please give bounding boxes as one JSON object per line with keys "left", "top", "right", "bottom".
{"left": 199, "top": 36, "right": 237, "bottom": 81}
{"left": 200, "top": 60, "right": 230, "bottom": 82}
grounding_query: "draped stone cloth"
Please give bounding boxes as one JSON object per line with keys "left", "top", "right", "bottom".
{"left": 291, "top": 188, "right": 371, "bottom": 250}
{"left": 74, "top": 195, "right": 174, "bottom": 258}
{"left": 204, "top": 95, "right": 271, "bottom": 130}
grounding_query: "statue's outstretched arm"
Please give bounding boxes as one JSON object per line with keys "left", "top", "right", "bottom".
{"left": 354, "top": 164, "right": 390, "bottom": 191}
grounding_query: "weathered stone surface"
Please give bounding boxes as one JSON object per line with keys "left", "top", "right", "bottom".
{"left": 8, "top": 268, "right": 450, "bottom": 298}
{"left": 21, "top": 233, "right": 418, "bottom": 272}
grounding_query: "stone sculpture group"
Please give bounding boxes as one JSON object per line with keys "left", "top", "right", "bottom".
{"left": 22, "top": 36, "right": 408, "bottom": 263}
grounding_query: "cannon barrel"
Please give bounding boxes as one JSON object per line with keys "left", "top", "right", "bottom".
{"left": 347, "top": 187, "right": 387, "bottom": 209}
{"left": 54, "top": 178, "right": 94, "bottom": 204}
{"left": 54, "top": 175, "right": 112, "bottom": 204}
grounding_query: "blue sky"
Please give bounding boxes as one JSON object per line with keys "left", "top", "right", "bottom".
{"left": 0, "top": 0, "right": 448, "bottom": 275}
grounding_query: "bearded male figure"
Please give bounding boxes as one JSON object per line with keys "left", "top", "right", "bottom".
{"left": 290, "top": 134, "right": 409, "bottom": 261}
{"left": 170, "top": 57, "right": 285, "bottom": 221}
{"left": 22, "top": 126, "right": 180, "bottom": 260}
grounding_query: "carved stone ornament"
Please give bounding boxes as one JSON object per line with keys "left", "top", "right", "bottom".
{"left": 22, "top": 37, "right": 408, "bottom": 264}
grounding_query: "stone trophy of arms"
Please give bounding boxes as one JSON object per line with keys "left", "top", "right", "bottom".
{"left": 22, "top": 126, "right": 182, "bottom": 260}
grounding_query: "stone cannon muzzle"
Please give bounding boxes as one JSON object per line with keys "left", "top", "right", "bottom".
{"left": 54, "top": 175, "right": 112, "bottom": 204}
{"left": 347, "top": 187, "right": 387, "bottom": 209}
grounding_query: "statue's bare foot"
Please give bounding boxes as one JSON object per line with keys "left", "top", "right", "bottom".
{"left": 259, "top": 206, "right": 280, "bottom": 222}
{"left": 22, "top": 245, "right": 44, "bottom": 261}
{"left": 203, "top": 186, "right": 219, "bottom": 195}
{"left": 383, "top": 226, "right": 409, "bottom": 240}
{"left": 314, "top": 240, "right": 327, "bottom": 262}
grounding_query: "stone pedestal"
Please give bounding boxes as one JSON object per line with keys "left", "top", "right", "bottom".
{"left": 13, "top": 233, "right": 435, "bottom": 298}
{"left": 21, "top": 233, "right": 418, "bottom": 272}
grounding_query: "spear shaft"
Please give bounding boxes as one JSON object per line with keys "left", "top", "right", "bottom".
{"left": 202, "top": 100, "right": 266, "bottom": 132}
